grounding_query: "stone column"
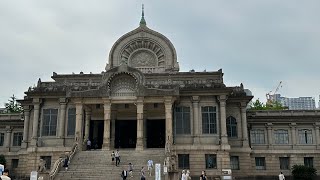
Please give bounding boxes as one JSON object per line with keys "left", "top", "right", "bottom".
{"left": 219, "top": 95, "right": 229, "bottom": 149}
{"left": 102, "top": 99, "right": 111, "bottom": 150}
{"left": 314, "top": 122, "right": 320, "bottom": 149}
{"left": 84, "top": 109, "right": 91, "bottom": 142}
{"left": 58, "top": 98, "right": 67, "bottom": 146}
{"left": 240, "top": 103, "right": 249, "bottom": 147}
{"left": 266, "top": 123, "right": 273, "bottom": 149}
{"left": 31, "top": 99, "right": 41, "bottom": 146}
{"left": 4, "top": 126, "right": 12, "bottom": 151}
{"left": 21, "top": 106, "right": 30, "bottom": 148}
{"left": 75, "top": 102, "right": 83, "bottom": 148}
{"left": 164, "top": 97, "right": 173, "bottom": 146}
{"left": 290, "top": 123, "right": 297, "bottom": 149}
{"left": 192, "top": 96, "right": 200, "bottom": 144}
{"left": 136, "top": 98, "right": 144, "bottom": 151}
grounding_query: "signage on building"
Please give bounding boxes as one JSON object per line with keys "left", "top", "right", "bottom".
{"left": 155, "top": 163, "right": 161, "bottom": 180}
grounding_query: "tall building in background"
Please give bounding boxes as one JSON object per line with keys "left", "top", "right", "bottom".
{"left": 272, "top": 94, "right": 316, "bottom": 110}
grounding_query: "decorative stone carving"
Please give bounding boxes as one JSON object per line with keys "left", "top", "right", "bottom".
{"left": 130, "top": 50, "right": 157, "bottom": 67}
{"left": 110, "top": 74, "right": 137, "bottom": 97}
{"left": 38, "top": 159, "right": 46, "bottom": 172}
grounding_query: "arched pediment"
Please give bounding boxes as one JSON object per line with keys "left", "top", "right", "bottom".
{"left": 106, "top": 26, "right": 179, "bottom": 73}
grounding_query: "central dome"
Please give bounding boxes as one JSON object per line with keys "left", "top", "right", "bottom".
{"left": 106, "top": 9, "right": 179, "bottom": 73}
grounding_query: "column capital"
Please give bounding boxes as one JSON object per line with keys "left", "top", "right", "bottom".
{"left": 191, "top": 96, "right": 200, "bottom": 103}
{"left": 102, "top": 98, "right": 111, "bottom": 104}
{"left": 32, "top": 98, "right": 42, "bottom": 104}
{"left": 74, "top": 98, "right": 83, "bottom": 105}
{"left": 217, "top": 94, "right": 228, "bottom": 102}
{"left": 164, "top": 96, "right": 174, "bottom": 104}
{"left": 5, "top": 126, "right": 12, "bottom": 133}
{"left": 59, "top": 98, "right": 68, "bottom": 104}
{"left": 290, "top": 122, "right": 297, "bottom": 128}
{"left": 314, "top": 122, "right": 320, "bottom": 128}
{"left": 240, "top": 102, "right": 247, "bottom": 108}
{"left": 266, "top": 123, "right": 273, "bottom": 129}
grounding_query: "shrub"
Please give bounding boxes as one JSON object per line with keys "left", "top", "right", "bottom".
{"left": 292, "top": 164, "right": 317, "bottom": 180}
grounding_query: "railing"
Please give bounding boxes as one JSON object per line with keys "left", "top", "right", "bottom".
{"left": 49, "top": 142, "right": 78, "bottom": 180}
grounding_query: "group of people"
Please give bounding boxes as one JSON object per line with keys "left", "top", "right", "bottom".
{"left": 181, "top": 169, "right": 191, "bottom": 180}
{"left": 120, "top": 164, "right": 148, "bottom": 180}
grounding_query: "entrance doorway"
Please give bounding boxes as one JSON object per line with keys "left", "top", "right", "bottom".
{"left": 147, "top": 119, "right": 165, "bottom": 148}
{"left": 115, "top": 120, "right": 137, "bottom": 148}
{"left": 89, "top": 120, "right": 104, "bottom": 149}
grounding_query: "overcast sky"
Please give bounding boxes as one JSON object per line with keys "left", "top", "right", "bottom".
{"left": 1, "top": 1, "right": 319, "bottom": 108}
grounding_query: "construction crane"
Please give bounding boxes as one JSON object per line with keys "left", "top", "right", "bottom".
{"left": 266, "top": 81, "right": 282, "bottom": 105}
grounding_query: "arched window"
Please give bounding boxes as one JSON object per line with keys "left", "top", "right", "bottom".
{"left": 226, "top": 116, "right": 237, "bottom": 138}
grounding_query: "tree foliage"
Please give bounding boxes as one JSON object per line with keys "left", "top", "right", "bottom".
{"left": 292, "top": 165, "right": 317, "bottom": 180}
{"left": 0, "top": 154, "right": 6, "bottom": 166}
{"left": 3, "top": 95, "right": 23, "bottom": 113}
{"left": 249, "top": 99, "right": 287, "bottom": 110}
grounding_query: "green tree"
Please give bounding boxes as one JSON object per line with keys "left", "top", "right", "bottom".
{"left": 292, "top": 165, "right": 317, "bottom": 180}
{"left": 0, "top": 154, "right": 6, "bottom": 166}
{"left": 249, "top": 99, "right": 287, "bottom": 110}
{"left": 4, "top": 95, "right": 23, "bottom": 113}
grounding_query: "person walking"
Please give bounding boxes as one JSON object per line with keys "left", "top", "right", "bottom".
{"left": 200, "top": 170, "right": 207, "bottom": 180}
{"left": 279, "top": 172, "right": 285, "bottom": 180}
{"left": 115, "top": 149, "right": 120, "bottom": 166}
{"left": 140, "top": 166, "right": 146, "bottom": 180}
{"left": 128, "top": 163, "right": 134, "bottom": 178}
{"left": 121, "top": 167, "right": 128, "bottom": 180}
{"left": 186, "top": 170, "right": 191, "bottom": 180}
{"left": 62, "top": 154, "right": 70, "bottom": 171}
{"left": 147, "top": 159, "right": 154, "bottom": 176}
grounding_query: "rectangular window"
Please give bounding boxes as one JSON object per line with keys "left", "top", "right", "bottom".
{"left": 250, "top": 129, "right": 265, "bottom": 144}
{"left": 255, "top": 157, "right": 266, "bottom": 170}
{"left": 205, "top": 154, "right": 217, "bottom": 169}
{"left": 0, "top": 133, "right": 4, "bottom": 146}
{"left": 13, "top": 132, "right": 23, "bottom": 146}
{"left": 298, "top": 129, "right": 313, "bottom": 144}
{"left": 67, "top": 108, "right": 76, "bottom": 136}
{"left": 279, "top": 157, "right": 289, "bottom": 170}
{"left": 178, "top": 154, "right": 189, "bottom": 169}
{"left": 230, "top": 156, "right": 239, "bottom": 170}
{"left": 12, "top": 159, "right": 19, "bottom": 168}
{"left": 274, "top": 129, "right": 289, "bottom": 144}
{"left": 202, "top": 106, "right": 217, "bottom": 134}
{"left": 304, "top": 157, "right": 313, "bottom": 168}
{"left": 227, "top": 116, "right": 237, "bottom": 138}
{"left": 42, "top": 109, "right": 58, "bottom": 136}
{"left": 174, "top": 106, "right": 191, "bottom": 134}
{"left": 40, "top": 156, "right": 52, "bottom": 169}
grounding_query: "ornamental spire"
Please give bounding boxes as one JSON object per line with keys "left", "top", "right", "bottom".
{"left": 140, "top": 4, "right": 147, "bottom": 26}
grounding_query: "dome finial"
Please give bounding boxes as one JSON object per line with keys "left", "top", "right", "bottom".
{"left": 140, "top": 4, "right": 147, "bottom": 26}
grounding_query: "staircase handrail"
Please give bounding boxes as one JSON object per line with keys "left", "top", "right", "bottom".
{"left": 49, "top": 142, "right": 79, "bottom": 180}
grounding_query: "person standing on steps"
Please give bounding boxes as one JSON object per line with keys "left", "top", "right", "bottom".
{"left": 86, "top": 139, "right": 91, "bottom": 150}
{"left": 200, "top": 170, "right": 207, "bottom": 180}
{"left": 115, "top": 149, "right": 120, "bottom": 166}
{"left": 121, "top": 166, "right": 128, "bottom": 180}
{"left": 111, "top": 151, "right": 115, "bottom": 165}
{"left": 181, "top": 169, "right": 187, "bottom": 180}
{"left": 147, "top": 159, "right": 154, "bottom": 176}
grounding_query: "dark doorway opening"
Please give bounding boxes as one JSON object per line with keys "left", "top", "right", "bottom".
{"left": 147, "top": 119, "right": 165, "bottom": 148}
{"left": 115, "top": 120, "right": 137, "bottom": 148}
{"left": 89, "top": 120, "right": 104, "bottom": 149}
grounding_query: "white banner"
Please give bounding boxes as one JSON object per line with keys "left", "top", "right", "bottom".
{"left": 155, "top": 163, "right": 161, "bottom": 180}
{"left": 30, "top": 171, "right": 38, "bottom": 180}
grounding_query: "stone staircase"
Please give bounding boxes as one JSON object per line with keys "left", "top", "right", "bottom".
{"left": 55, "top": 149, "right": 166, "bottom": 180}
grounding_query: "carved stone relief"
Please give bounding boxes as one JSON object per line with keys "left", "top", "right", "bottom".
{"left": 110, "top": 74, "right": 137, "bottom": 96}
{"left": 130, "top": 50, "right": 157, "bottom": 67}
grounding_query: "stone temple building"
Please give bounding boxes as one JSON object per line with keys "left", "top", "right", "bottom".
{"left": 1, "top": 8, "right": 320, "bottom": 180}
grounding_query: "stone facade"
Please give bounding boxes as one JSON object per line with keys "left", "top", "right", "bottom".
{"left": 1, "top": 13, "right": 320, "bottom": 180}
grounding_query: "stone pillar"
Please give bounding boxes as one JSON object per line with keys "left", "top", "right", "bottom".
{"left": 290, "top": 123, "right": 297, "bottom": 149}
{"left": 58, "top": 98, "right": 67, "bottom": 146}
{"left": 136, "top": 98, "right": 144, "bottom": 151}
{"left": 266, "top": 123, "right": 273, "bottom": 149}
{"left": 240, "top": 103, "right": 249, "bottom": 147}
{"left": 219, "top": 95, "right": 229, "bottom": 149}
{"left": 102, "top": 99, "right": 111, "bottom": 150}
{"left": 4, "top": 126, "right": 12, "bottom": 151}
{"left": 84, "top": 109, "right": 91, "bottom": 142}
{"left": 75, "top": 102, "right": 83, "bottom": 148}
{"left": 22, "top": 106, "right": 30, "bottom": 148}
{"left": 164, "top": 97, "right": 173, "bottom": 145}
{"left": 314, "top": 122, "right": 320, "bottom": 149}
{"left": 31, "top": 99, "right": 41, "bottom": 146}
{"left": 192, "top": 96, "right": 200, "bottom": 144}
